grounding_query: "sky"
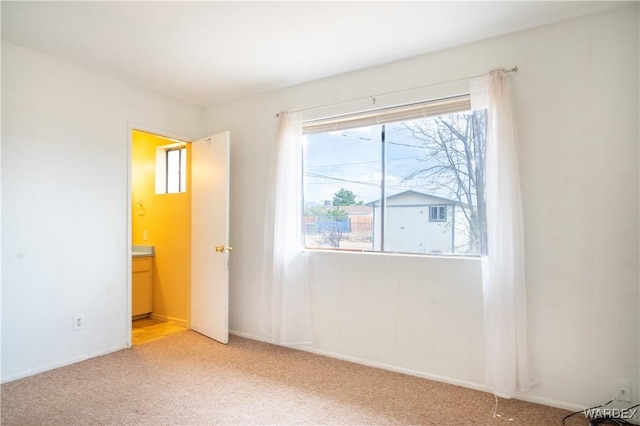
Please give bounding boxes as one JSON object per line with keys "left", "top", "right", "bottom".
{"left": 303, "top": 120, "right": 446, "bottom": 206}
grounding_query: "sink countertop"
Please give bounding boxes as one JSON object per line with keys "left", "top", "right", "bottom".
{"left": 132, "top": 245, "right": 154, "bottom": 257}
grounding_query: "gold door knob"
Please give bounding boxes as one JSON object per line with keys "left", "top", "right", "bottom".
{"left": 215, "top": 245, "right": 233, "bottom": 253}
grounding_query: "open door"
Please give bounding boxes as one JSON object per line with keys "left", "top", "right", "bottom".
{"left": 190, "top": 131, "right": 230, "bottom": 344}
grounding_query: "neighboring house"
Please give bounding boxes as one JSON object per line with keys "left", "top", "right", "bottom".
{"left": 340, "top": 205, "right": 374, "bottom": 239}
{"left": 367, "top": 190, "right": 473, "bottom": 254}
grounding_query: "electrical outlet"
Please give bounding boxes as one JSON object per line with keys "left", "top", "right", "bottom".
{"left": 615, "top": 380, "right": 632, "bottom": 402}
{"left": 73, "top": 315, "right": 84, "bottom": 331}
{"left": 143, "top": 230, "right": 148, "bottom": 241}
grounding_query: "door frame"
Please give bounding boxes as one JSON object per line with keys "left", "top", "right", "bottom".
{"left": 126, "top": 122, "right": 194, "bottom": 348}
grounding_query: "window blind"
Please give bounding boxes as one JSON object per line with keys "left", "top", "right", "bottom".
{"left": 303, "top": 94, "right": 471, "bottom": 134}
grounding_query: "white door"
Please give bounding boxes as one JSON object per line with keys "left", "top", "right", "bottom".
{"left": 190, "top": 131, "right": 230, "bottom": 344}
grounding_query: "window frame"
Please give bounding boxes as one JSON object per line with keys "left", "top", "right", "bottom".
{"left": 429, "top": 205, "right": 447, "bottom": 222}
{"left": 301, "top": 94, "right": 485, "bottom": 257}
{"left": 155, "top": 142, "right": 187, "bottom": 195}
{"left": 165, "top": 146, "right": 186, "bottom": 193}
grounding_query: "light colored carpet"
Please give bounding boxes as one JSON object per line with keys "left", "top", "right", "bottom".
{"left": 1, "top": 332, "right": 585, "bottom": 425}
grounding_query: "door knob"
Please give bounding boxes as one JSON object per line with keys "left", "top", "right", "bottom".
{"left": 215, "top": 245, "right": 233, "bottom": 253}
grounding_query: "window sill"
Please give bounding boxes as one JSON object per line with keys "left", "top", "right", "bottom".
{"left": 302, "top": 247, "right": 481, "bottom": 261}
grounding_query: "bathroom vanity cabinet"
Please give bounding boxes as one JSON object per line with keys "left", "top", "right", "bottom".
{"left": 132, "top": 256, "right": 153, "bottom": 317}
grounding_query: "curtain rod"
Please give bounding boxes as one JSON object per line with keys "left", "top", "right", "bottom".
{"left": 276, "top": 66, "right": 518, "bottom": 118}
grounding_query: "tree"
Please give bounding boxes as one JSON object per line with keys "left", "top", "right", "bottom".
{"left": 304, "top": 205, "right": 348, "bottom": 248}
{"left": 304, "top": 205, "right": 347, "bottom": 221}
{"left": 398, "top": 110, "right": 487, "bottom": 253}
{"left": 332, "top": 188, "right": 362, "bottom": 206}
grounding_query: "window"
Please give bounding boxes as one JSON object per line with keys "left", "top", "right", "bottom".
{"left": 302, "top": 95, "right": 487, "bottom": 255}
{"left": 165, "top": 147, "right": 186, "bottom": 193}
{"left": 429, "top": 205, "right": 447, "bottom": 222}
{"left": 156, "top": 143, "right": 187, "bottom": 194}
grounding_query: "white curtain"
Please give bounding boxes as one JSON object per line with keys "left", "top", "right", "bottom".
{"left": 259, "top": 111, "right": 314, "bottom": 345}
{"left": 471, "top": 70, "right": 529, "bottom": 398}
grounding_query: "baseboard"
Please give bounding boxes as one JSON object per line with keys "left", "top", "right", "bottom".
{"left": 230, "top": 329, "right": 272, "bottom": 343}
{"left": 228, "top": 329, "right": 612, "bottom": 416}
{"left": 1, "top": 345, "right": 127, "bottom": 384}
{"left": 514, "top": 393, "right": 583, "bottom": 413}
{"left": 229, "top": 329, "right": 488, "bottom": 393}
{"left": 292, "top": 343, "right": 490, "bottom": 394}
{"left": 149, "top": 313, "right": 188, "bottom": 327}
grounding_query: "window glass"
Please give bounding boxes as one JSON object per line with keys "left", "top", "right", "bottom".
{"left": 166, "top": 148, "right": 181, "bottom": 193}
{"left": 303, "top": 127, "right": 380, "bottom": 250}
{"left": 157, "top": 146, "right": 186, "bottom": 194}
{"left": 302, "top": 98, "right": 487, "bottom": 256}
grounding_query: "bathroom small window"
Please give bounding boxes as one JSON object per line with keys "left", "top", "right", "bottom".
{"left": 165, "top": 147, "right": 186, "bottom": 193}
{"left": 156, "top": 143, "right": 187, "bottom": 194}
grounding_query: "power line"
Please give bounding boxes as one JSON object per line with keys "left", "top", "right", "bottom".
{"left": 304, "top": 172, "right": 424, "bottom": 192}
{"left": 304, "top": 172, "right": 380, "bottom": 187}
{"left": 347, "top": 133, "right": 426, "bottom": 149}
{"left": 305, "top": 155, "right": 418, "bottom": 169}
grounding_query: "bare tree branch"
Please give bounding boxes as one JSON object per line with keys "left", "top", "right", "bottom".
{"left": 396, "top": 111, "right": 486, "bottom": 253}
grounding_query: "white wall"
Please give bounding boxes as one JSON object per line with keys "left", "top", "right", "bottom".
{"left": 1, "top": 41, "right": 203, "bottom": 382}
{"left": 1, "top": 4, "right": 637, "bottom": 413}
{"left": 204, "top": 6, "right": 639, "bottom": 410}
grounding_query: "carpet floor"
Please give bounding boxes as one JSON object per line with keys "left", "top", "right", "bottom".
{"left": 1, "top": 331, "right": 586, "bottom": 425}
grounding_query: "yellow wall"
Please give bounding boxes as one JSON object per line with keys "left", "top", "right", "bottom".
{"left": 132, "top": 130, "right": 191, "bottom": 324}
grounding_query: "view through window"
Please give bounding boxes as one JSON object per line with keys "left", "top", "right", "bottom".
{"left": 302, "top": 97, "right": 487, "bottom": 255}
{"left": 166, "top": 147, "right": 186, "bottom": 193}
{"left": 156, "top": 144, "right": 187, "bottom": 195}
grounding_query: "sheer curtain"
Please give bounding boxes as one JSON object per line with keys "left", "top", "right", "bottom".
{"left": 259, "top": 111, "right": 314, "bottom": 345}
{"left": 471, "top": 70, "right": 529, "bottom": 398}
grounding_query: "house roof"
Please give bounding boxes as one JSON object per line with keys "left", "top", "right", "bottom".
{"left": 340, "top": 205, "right": 373, "bottom": 215}
{"left": 365, "top": 190, "right": 458, "bottom": 206}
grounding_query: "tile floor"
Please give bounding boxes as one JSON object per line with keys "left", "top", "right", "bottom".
{"left": 132, "top": 318, "right": 188, "bottom": 345}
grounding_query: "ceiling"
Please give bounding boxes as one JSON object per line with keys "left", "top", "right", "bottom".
{"left": 1, "top": 1, "right": 625, "bottom": 107}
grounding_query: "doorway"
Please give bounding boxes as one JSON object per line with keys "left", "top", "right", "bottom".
{"left": 130, "top": 129, "right": 192, "bottom": 344}
{"left": 132, "top": 317, "right": 188, "bottom": 345}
